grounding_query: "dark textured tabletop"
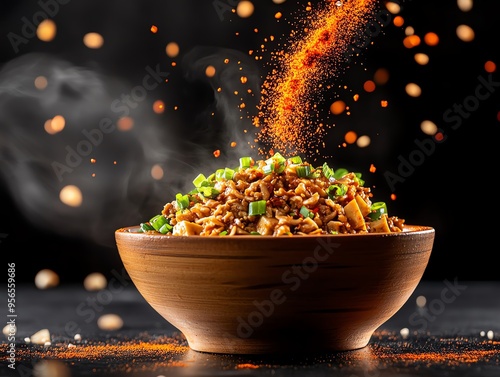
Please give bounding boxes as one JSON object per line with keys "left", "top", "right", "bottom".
{"left": 2, "top": 280, "right": 499, "bottom": 377}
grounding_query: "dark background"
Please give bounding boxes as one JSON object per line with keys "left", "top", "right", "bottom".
{"left": 0, "top": 0, "right": 499, "bottom": 284}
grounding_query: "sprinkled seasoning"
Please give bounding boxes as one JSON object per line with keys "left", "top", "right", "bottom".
{"left": 253, "top": 0, "right": 378, "bottom": 157}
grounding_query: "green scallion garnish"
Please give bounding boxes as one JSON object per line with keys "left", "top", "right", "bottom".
{"left": 296, "top": 165, "right": 312, "bottom": 178}
{"left": 140, "top": 222, "right": 155, "bottom": 232}
{"left": 239, "top": 157, "right": 253, "bottom": 168}
{"left": 176, "top": 193, "right": 190, "bottom": 209}
{"left": 327, "top": 184, "right": 347, "bottom": 198}
{"left": 369, "top": 202, "right": 388, "bottom": 221}
{"left": 322, "top": 162, "right": 335, "bottom": 180}
{"left": 288, "top": 156, "right": 302, "bottom": 164}
{"left": 299, "top": 206, "right": 314, "bottom": 219}
{"left": 333, "top": 168, "right": 348, "bottom": 179}
{"left": 248, "top": 200, "right": 267, "bottom": 216}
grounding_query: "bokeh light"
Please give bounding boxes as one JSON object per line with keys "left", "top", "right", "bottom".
{"left": 374, "top": 68, "right": 390, "bottom": 85}
{"left": 424, "top": 32, "right": 439, "bottom": 46}
{"left": 420, "top": 120, "right": 438, "bottom": 135}
{"left": 205, "top": 65, "right": 216, "bottom": 77}
{"left": 344, "top": 131, "right": 357, "bottom": 144}
{"left": 405, "top": 83, "right": 422, "bottom": 97}
{"left": 236, "top": 1, "right": 254, "bottom": 18}
{"left": 59, "top": 185, "right": 83, "bottom": 207}
{"left": 34, "top": 76, "right": 48, "bottom": 90}
{"left": 330, "top": 100, "right": 346, "bottom": 115}
{"left": 117, "top": 117, "right": 134, "bottom": 131}
{"left": 151, "top": 164, "right": 164, "bottom": 180}
{"left": 153, "top": 100, "right": 165, "bottom": 114}
{"left": 356, "top": 135, "right": 371, "bottom": 148}
{"left": 456, "top": 24, "right": 475, "bottom": 42}
{"left": 83, "top": 32, "right": 104, "bottom": 49}
{"left": 414, "top": 53, "right": 429, "bottom": 65}
{"left": 36, "top": 19, "right": 57, "bottom": 42}
{"left": 166, "top": 42, "right": 180, "bottom": 58}
{"left": 485, "top": 60, "right": 496, "bottom": 73}
{"left": 457, "top": 0, "right": 473, "bottom": 12}
{"left": 363, "top": 80, "right": 376, "bottom": 93}
{"left": 385, "top": 1, "right": 401, "bottom": 14}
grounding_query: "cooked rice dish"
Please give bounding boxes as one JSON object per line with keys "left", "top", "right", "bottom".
{"left": 141, "top": 153, "right": 405, "bottom": 236}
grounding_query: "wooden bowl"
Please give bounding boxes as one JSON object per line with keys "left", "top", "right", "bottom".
{"left": 115, "top": 225, "right": 435, "bottom": 355}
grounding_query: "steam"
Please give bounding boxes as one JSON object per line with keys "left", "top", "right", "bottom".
{"left": 0, "top": 53, "right": 177, "bottom": 246}
{"left": 181, "top": 45, "right": 262, "bottom": 167}
{"left": 0, "top": 48, "right": 262, "bottom": 247}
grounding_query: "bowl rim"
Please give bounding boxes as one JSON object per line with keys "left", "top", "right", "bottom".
{"left": 115, "top": 224, "right": 434, "bottom": 240}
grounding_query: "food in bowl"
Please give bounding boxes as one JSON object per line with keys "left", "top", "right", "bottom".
{"left": 115, "top": 224, "right": 435, "bottom": 354}
{"left": 140, "top": 153, "right": 405, "bottom": 236}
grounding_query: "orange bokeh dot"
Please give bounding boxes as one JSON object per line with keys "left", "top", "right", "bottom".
{"left": 390, "top": 193, "right": 397, "bottom": 201}
{"left": 374, "top": 68, "right": 389, "bottom": 85}
{"left": 424, "top": 32, "right": 439, "bottom": 46}
{"left": 434, "top": 132, "right": 445, "bottom": 142}
{"left": 363, "top": 80, "right": 376, "bottom": 93}
{"left": 117, "top": 116, "right": 134, "bottom": 131}
{"left": 393, "top": 16, "right": 404, "bottom": 27}
{"left": 213, "top": 150, "right": 221, "bottom": 158}
{"left": 485, "top": 60, "right": 496, "bottom": 73}
{"left": 153, "top": 100, "right": 165, "bottom": 114}
{"left": 344, "top": 131, "right": 357, "bottom": 144}
{"left": 403, "top": 35, "right": 421, "bottom": 48}
{"left": 150, "top": 25, "right": 158, "bottom": 33}
{"left": 330, "top": 100, "right": 346, "bottom": 115}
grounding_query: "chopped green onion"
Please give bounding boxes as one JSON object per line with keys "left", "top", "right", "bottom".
{"left": 248, "top": 200, "right": 267, "bottom": 216}
{"left": 287, "top": 156, "right": 302, "bottom": 164}
{"left": 175, "top": 193, "right": 190, "bottom": 209}
{"left": 206, "top": 172, "right": 216, "bottom": 182}
{"left": 196, "top": 186, "right": 220, "bottom": 198}
{"left": 354, "top": 172, "right": 365, "bottom": 186}
{"left": 219, "top": 230, "right": 228, "bottom": 236}
{"left": 327, "top": 184, "right": 347, "bottom": 198}
{"left": 369, "top": 202, "right": 388, "bottom": 221}
{"left": 296, "top": 165, "right": 312, "bottom": 178}
{"left": 334, "top": 168, "right": 348, "bottom": 179}
{"left": 222, "top": 168, "right": 235, "bottom": 180}
{"left": 239, "top": 157, "right": 253, "bottom": 168}
{"left": 140, "top": 222, "right": 155, "bottom": 232}
{"left": 250, "top": 231, "right": 261, "bottom": 235}
{"left": 299, "top": 206, "right": 314, "bottom": 219}
{"left": 192, "top": 173, "right": 207, "bottom": 188}
{"left": 149, "top": 214, "right": 169, "bottom": 232}
{"left": 262, "top": 164, "right": 274, "bottom": 175}
{"left": 265, "top": 153, "right": 286, "bottom": 173}
{"left": 322, "top": 162, "right": 335, "bottom": 180}
{"left": 159, "top": 222, "right": 173, "bottom": 234}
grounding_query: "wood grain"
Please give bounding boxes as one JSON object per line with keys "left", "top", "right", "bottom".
{"left": 115, "top": 225, "right": 435, "bottom": 354}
